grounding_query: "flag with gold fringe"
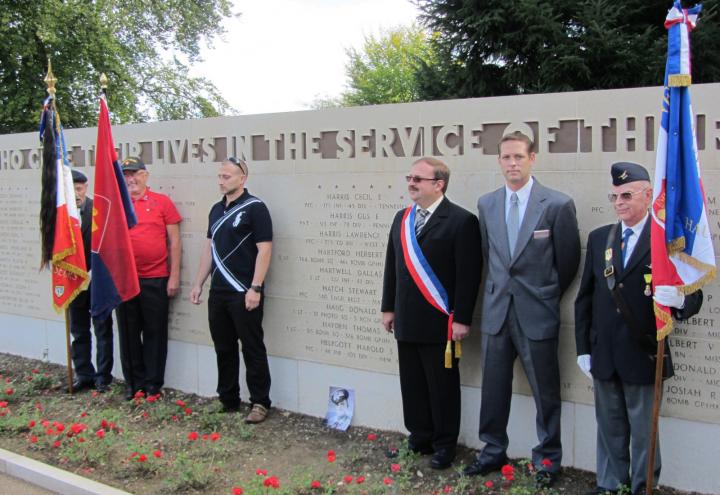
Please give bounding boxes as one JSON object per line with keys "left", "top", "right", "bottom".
{"left": 38, "top": 96, "right": 89, "bottom": 311}
{"left": 650, "top": 1, "right": 716, "bottom": 339}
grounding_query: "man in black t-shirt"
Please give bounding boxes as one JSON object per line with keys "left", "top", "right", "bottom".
{"left": 190, "top": 157, "right": 273, "bottom": 423}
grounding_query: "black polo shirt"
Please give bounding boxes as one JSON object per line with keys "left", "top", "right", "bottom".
{"left": 207, "top": 189, "right": 272, "bottom": 293}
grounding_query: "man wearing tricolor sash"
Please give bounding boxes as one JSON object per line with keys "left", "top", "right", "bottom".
{"left": 382, "top": 157, "right": 481, "bottom": 470}
{"left": 466, "top": 132, "right": 581, "bottom": 487}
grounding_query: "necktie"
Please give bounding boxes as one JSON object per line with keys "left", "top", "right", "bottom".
{"left": 507, "top": 192, "right": 519, "bottom": 256}
{"left": 621, "top": 227, "right": 633, "bottom": 267}
{"left": 415, "top": 208, "right": 428, "bottom": 236}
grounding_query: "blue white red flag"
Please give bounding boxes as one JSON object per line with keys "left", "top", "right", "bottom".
{"left": 90, "top": 96, "right": 139, "bottom": 320}
{"left": 651, "top": 1, "right": 716, "bottom": 339}
{"left": 400, "top": 205, "right": 459, "bottom": 367}
{"left": 39, "top": 97, "right": 89, "bottom": 311}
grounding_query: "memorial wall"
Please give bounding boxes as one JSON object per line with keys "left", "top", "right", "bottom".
{"left": 1, "top": 84, "right": 718, "bottom": 423}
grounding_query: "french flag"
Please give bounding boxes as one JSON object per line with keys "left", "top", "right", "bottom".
{"left": 90, "top": 96, "right": 140, "bottom": 321}
{"left": 651, "top": 1, "right": 716, "bottom": 339}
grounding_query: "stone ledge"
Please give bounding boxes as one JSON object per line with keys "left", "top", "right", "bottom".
{"left": 0, "top": 448, "right": 132, "bottom": 495}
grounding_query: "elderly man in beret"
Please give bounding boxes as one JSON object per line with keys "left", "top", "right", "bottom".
{"left": 68, "top": 169, "right": 114, "bottom": 393}
{"left": 575, "top": 162, "right": 703, "bottom": 495}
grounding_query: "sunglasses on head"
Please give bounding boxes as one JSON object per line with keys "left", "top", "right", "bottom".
{"left": 227, "top": 156, "right": 248, "bottom": 175}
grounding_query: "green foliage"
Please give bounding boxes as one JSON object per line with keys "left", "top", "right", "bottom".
{"left": 0, "top": 0, "right": 235, "bottom": 134}
{"left": 416, "top": 0, "right": 720, "bottom": 100}
{"left": 340, "top": 25, "right": 438, "bottom": 106}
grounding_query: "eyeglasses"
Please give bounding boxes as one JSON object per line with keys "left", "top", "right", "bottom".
{"left": 405, "top": 175, "right": 438, "bottom": 184}
{"left": 226, "top": 156, "right": 247, "bottom": 175}
{"left": 608, "top": 188, "right": 648, "bottom": 203}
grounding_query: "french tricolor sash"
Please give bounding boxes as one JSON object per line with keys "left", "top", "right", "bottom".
{"left": 400, "top": 205, "right": 460, "bottom": 368}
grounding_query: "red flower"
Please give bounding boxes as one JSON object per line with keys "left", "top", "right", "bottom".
{"left": 142, "top": 412, "right": 149, "bottom": 419}
{"left": 541, "top": 458, "right": 553, "bottom": 468}
{"left": 77, "top": 437, "right": 86, "bottom": 443}
{"left": 52, "top": 440, "right": 61, "bottom": 448}
{"left": 367, "top": 433, "right": 377, "bottom": 441}
{"left": 70, "top": 423, "right": 86, "bottom": 435}
{"left": 210, "top": 432, "right": 221, "bottom": 441}
{"left": 176, "top": 399, "right": 186, "bottom": 407}
{"left": 0, "top": 401, "right": 8, "bottom": 408}
{"left": 172, "top": 415, "right": 178, "bottom": 421}
{"left": 443, "top": 486, "right": 453, "bottom": 494}
{"left": 138, "top": 454, "right": 147, "bottom": 462}
{"left": 130, "top": 452, "right": 138, "bottom": 459}
{"left": 184, "top": 407, "right": 192, "bottom": 415}
{"left": 91, "top": 391, "right": 98, "bottom": 398}
{"left": 310, "top": 480, "right": 321, "bottom": 489}
{"left": 383, "top": 477, "right": 393, "bottom": 485}
{"left": 101, "top": 419, "right": 109, "bottom": 429}
{"left": 153, "top": 450, "right": 163, "bottom": 458}
{"left": 35, "top": 402, "right": 42, "bottom": 410}
{"left": 53, "top": 422, "right": 65, "bottom": 432}
{"left": 28, "top": 420, "right": 36, "bottom": 428}
{"left": 134, "top": 391, "right": 145, "bottom": 399}
{"left": 356, "top": 476, "right": 365, "bottom": 484}
{"left": 5, "top": 388, "right": 13, "bottom": 395}
{"left": 391, "top": 463, "right": 401, "bottom": 472}
{"left": 80, "top": 411, "right": 87, "bottom": 418}
{"left": 188, "top": 431, "right": 199, "bottom": 441}
{"left": 32, "top": 368, "right": 40, "bottom": 374}
{"left": 263, "top": 476, "right": 280, "bottom": 488}
{"left": 95, "top": 429, "right": 106, "bottom": 439}
{"left": 484, "top": 480, "right": 494, "bottom": 488}
{"left": 256, "top": 468, "right": 268, "bottom": 476}
{"left": 343, "top": 475, "right": 353, "bottom": 483}
{"left": 147, "top": 395, "right": 158, "bottom": 403}
{"left": 501, "top": 464, "right": 514, "bottom": 476}
{"left": 29, "top": 435, "right": 38, "bottom": 443}
{"left": 232, "top": 487, "right": 243, "bottom": 495}
{"left": 327, "top": 450, "right": 336, "bottom": 462}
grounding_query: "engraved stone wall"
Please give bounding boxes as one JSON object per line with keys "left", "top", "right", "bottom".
{"left": 1, "top": 84, "right": 718, "bottom": 422}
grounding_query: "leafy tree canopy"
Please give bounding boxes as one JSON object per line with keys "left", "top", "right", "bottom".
{"left": 416, "top": 0, "right": 720, "bottom": 100}
{"left": 338, "top": 25, "right": 438, "bottom": 107}
{"left": 0, "top": 0, "right": 235, "bottom": 134}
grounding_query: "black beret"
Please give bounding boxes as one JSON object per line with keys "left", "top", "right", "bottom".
{"left": 121, "top": 156, "right": 146, "bottom": 171}
{"left": 71, "top": 169, "right": 88, "bottom": 183}
{"left": 611, "top": 162, "right": 650, "bottom": 186}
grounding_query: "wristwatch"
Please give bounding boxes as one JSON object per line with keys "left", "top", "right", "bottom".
{"left": 250, "top": 285, "right": 263, "bottom": 294}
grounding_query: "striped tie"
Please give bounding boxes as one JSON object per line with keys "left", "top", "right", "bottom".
{"left": 415, "top": 208, "right": 428, "bottom": 236}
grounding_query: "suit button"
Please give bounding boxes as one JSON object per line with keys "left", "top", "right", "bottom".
{"left": 618, "top": 283, "right": 624, "bottom": 288}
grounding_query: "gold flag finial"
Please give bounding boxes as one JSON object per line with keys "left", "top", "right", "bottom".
{"left": 100, "top": 73, "right": 108, "bottom": 90}
{"left": 44, "top": 59, "right": 57, "bottom": 98}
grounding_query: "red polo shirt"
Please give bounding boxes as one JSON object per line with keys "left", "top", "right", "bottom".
{"left": 129, "top": 188, "right": 182, "bottom": 278}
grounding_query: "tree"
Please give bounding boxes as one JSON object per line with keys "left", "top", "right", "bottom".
{"left": 340, "top": 25, "right": 437, "bottom": 106}
{"left": 416, "top": 0, "right": 720, "bottom": 100}
{"left": 0, "top": 1, "right": 235, "bottom": 134}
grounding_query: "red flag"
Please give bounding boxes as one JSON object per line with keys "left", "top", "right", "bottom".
{"left": 39, "top": 100, "right": 89, "bottom": 310}
{"left": 90, "top": 97, "right": 139, "bottom": 320}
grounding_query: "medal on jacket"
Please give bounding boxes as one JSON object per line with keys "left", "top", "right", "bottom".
{"left": 644, "top": 273, "right": 652, "bottom": 296}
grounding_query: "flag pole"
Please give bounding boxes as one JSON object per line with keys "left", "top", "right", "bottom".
{"left": 44, "top": 60, "right": 75, "bottom": 394}
{"left": 645, "top": 339, "right": 665, "bottom": 495}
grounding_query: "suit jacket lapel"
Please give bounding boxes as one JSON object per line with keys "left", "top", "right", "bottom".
{"left": 417, "top": 197, "right": 448, "bottom": 241}
{"left": 611, "top": 222, "right": 624, "bottom": 277}
{"left": 486, "top": 188, "right": 512, "bottom": 265}
{"left": 619, "top": 220, "right": 650, "bottom": 280}
{"left": 510, "top": 181, "right": 546, "bottom": 265}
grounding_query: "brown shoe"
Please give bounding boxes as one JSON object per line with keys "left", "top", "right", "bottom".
{"left": 244, "top": 404, "right": 268, "bottom": 424}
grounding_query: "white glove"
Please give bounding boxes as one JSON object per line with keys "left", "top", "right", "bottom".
{"left": 654, "top": 285, "right": 685, "bottom": 309}
{"left": 577, "top": 354, "right": 592, "bottom": 379}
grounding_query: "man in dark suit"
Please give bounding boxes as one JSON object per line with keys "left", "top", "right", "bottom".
{"left": 382, "top": 157, "right": 481, "bottom": 470}
{"left": 68, "top": 169, "right": 114, "bottom": 392}
{"left": 575, "top": 162, "right": 702, "bottom": 495}
{"left": 465, "top": 132, "right": 581, "bottom": 486}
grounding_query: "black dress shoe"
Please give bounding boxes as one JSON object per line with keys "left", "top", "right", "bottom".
{"left": 407, "top": 441, "right": 434, "bottom": 455}
{"left": 145, "top": 387, "right": 162, "bottom": 397}
{"left": 70, "top": 379, "right": 94, "bottom": 392}
{"left": 535, "top": 470, "right": 559, "bottom": 488}
{"left": 124, "top": 387, "right": 139, "bottom": 401}
{"left": 462, "top": 456, "right": 508, "bottom": 476}
{"left": 430, "top": 448, "right": 456, "bottom": 470}
{"left": 95, "top": 382, "right": 110, "bottom": 393}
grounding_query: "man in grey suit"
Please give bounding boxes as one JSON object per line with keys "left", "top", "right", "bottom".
{"left": 464, "top": 132, "right": 581, "bottom": 487}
